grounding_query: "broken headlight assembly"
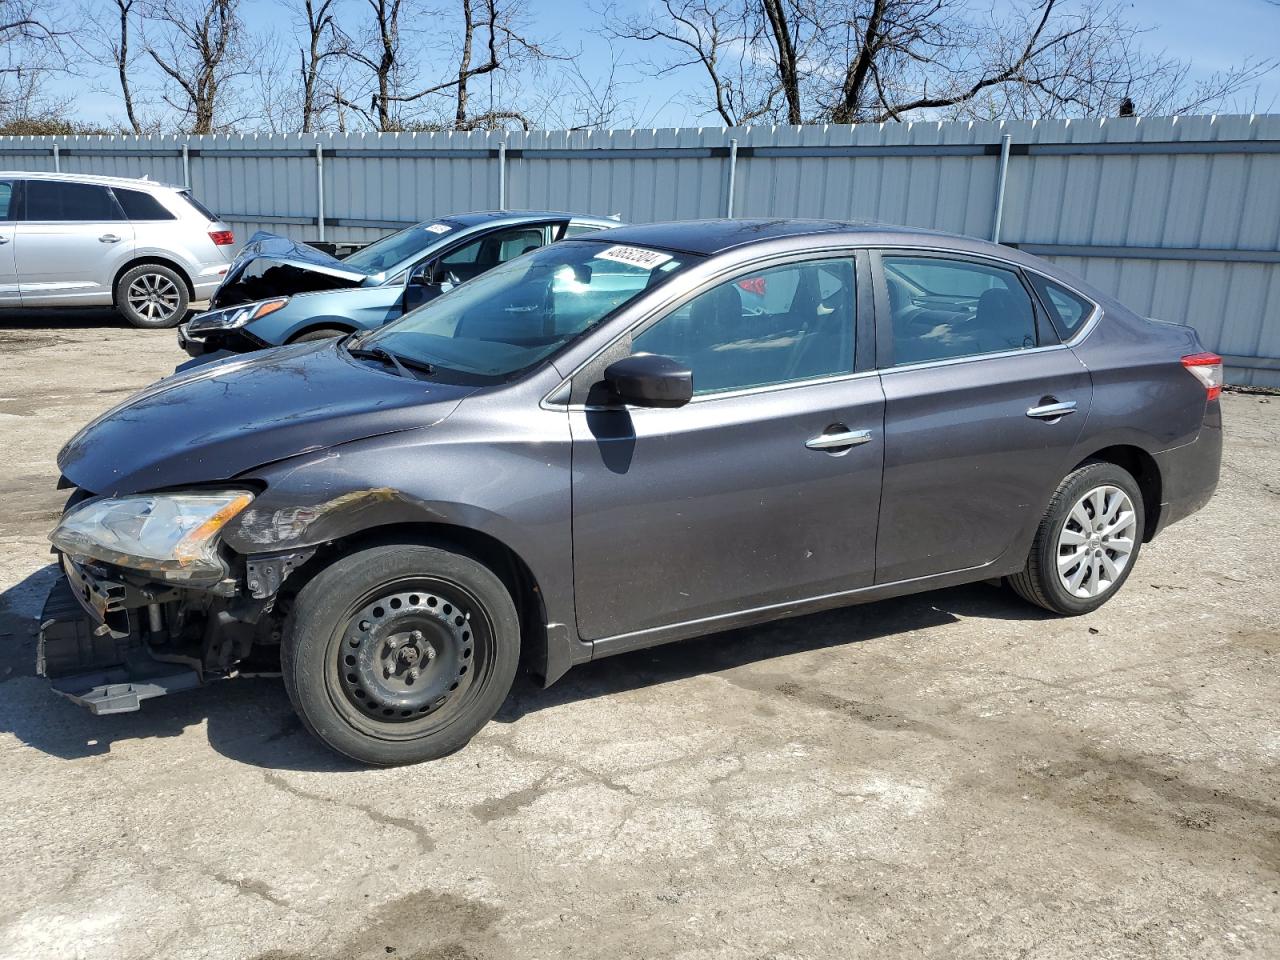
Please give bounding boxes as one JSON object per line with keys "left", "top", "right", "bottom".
{"left": 50, "top": 491, "right": 254, "bottom": 582}
{"left": 186, "top": 297, "right": 289, "bottom": 334}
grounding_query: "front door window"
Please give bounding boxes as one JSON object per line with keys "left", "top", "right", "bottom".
{"left": 633, "top": 258, "right": 856, "bottom": 395}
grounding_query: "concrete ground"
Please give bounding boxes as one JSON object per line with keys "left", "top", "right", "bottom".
{"left": 0, "top": 313, "right": 1276, "bottom": 960}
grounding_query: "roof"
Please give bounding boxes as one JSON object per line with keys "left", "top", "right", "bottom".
{"left": 569, "top": 218, "right": 990, "bottom": 257}
{"left": 439, "top": 210, "right": 621, "bottom": 229}
{"left": 0, "top": 170, "right": 183, "bottom": 190}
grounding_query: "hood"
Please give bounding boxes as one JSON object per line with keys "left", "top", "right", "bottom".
{"left": 58, "top": 340, "right": 476, "bottom": 497}
{"left": 210, "top": 232, "right": 373, "bottom": 308}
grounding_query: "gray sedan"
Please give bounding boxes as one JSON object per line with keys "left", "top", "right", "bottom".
{"left": 41, "top": 219, "right": 1222, "bottom": 765}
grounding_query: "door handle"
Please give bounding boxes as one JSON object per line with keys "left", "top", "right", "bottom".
{"left": 806, "top": 428, "right": 873, "bottom": 451}
{"left": 0, "top": 235, "right": 9, "bottom": 244}
{"left": 1026, "top": 399, "right": 1077, "bottom": 420}
{"left": 99, "top": 233, "right": 122, "bottom": 243}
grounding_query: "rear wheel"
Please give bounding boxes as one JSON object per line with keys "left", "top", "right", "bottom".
{"left": 281, "top": 543, "right": 520, "bottom": 765}
{"left": 290, "top": 327, "right": 350, "bottom": 343}
{"left": 116, "top": 263, "right": 189, "bottom": 328}
{"left": 1009, "top": 461, "right": 1145, "bottom": 615}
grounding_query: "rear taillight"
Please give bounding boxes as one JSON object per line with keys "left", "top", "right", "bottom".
{"left": 1182, "top": 352, "right": 1223, "bottom": 401}
{"left": 209, "top": 230, "right": 235, "bottom": 246}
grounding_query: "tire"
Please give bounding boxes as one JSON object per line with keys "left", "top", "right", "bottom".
{"left": 115, "top": 263, "right": 190, "bottom": 328}
{"left": 1008, "top": 461, "right": 1146, "bottom": 615}
{"left": 281, "top": 543, "right": 520, "bottom": 766}
{"left": 290, "top": 327, "right": 350, "bottom": 343}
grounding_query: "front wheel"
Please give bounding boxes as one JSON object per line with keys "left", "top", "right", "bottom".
{"left": 281, "top": 543, "right": 520, "bottom": 765}
{"left": 1008, "top": 461, "right": 1145, "bottom": 615}
{"left": 116, "top": 264, "right": 190, "bottom": 328}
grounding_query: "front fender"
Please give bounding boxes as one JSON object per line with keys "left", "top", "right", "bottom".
{"left": 221, "top": 402, "right": 577, "bottom": 635}
{"left": 245, "top": 288, "right": 404, "bottom": 345}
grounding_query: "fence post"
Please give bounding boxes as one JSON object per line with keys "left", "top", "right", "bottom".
{"left": 315, "top": 142, "right": 325, "bottom": 242}
{"left": 52, "top": 142, "right": 60, "bottom": 172}
{"left": 497, "top": 141, "right": 507, "bottom": 210}
{"left": 724, "top": 138, "right": 739, "bottom": 217}
{"left": 991, "top": 133, "right": 1012, "bottom": 243}
{"left": 182, "top": 143, "right": 190, "bottom": 189}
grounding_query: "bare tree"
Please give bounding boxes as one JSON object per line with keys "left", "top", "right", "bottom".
{"left": 143, "top": 0, "right": 248, "bottom": 133}
{"left": 528, "top": 43, "right": 639, "bottom": 130}
{"left": 297, "top": 0, "right": 343, "bottom": 132}
{"left": 334, "top": 0, "right": 559, "bottom": 131}
{"left": 112, "top": 0, "right": 143, "bottom": 132}
{"left": 602, "top": 0, "right": 777, "bottom": 125}
{"left": 606, "top": 0, "right": 1278, "bottom": 124}
{"left": 0, "top": 0, "right": 72, "bottom": 124}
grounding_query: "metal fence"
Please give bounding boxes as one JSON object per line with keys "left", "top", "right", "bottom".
{"left": 2, "top": 115, "right": 1279, "bottom": 385}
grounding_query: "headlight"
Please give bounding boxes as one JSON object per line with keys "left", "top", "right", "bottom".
{"left": 187, "top": 297, "right": 289, "bottom": 334}
{"left": 51, "top": 491, "right": 254, "bottom": 581}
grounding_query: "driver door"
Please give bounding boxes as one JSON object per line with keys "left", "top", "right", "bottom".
{"left": 569, "top": 255, "right": 884, "bottom": 647}
{"left": 403, "top": 222, "right": 555, "bottom": 313}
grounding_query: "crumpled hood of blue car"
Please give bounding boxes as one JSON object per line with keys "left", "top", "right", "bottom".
{"left": 58, "top": 339, "right": 475, "bottom": 497}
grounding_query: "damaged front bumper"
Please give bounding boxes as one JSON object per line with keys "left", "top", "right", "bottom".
{"left": 38, "top": 550, "right": 311, "bottom": 715}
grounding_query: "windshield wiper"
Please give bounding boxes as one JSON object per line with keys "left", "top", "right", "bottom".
{"left": 347, "top": 343, "right": 435, "bottom": 378}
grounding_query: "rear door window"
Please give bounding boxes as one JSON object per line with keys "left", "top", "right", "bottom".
{"left": 1028, "top": 274, "right": 1094, "bottom": 338}
{"left": 881, "top": 255, "right": 1038, "bottom": 366}
{"left": 24, "top": 180, "right": 124, "bottom": 221}
{"left": 114, "top": 188, "right": 176, "bottom": 221}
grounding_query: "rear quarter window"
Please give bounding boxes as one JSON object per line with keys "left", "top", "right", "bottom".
{"left": 179, "top": 190, "right": 218, "bottom": 221}
{"left": 1028, "top": 274, "right": 1094, "bottom": 338}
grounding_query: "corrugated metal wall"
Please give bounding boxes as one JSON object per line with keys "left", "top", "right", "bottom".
{"left": 2, "top": 116, "right": 1278, "bottom": 385}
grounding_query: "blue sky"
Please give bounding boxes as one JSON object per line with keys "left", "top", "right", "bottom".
{"left": 61, "top": 0, "right": 1280, "bottom": 130}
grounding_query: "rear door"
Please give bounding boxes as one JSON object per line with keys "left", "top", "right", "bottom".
{"left": 872, "top": 250, "right": 1093, "bottom": 583}
{"left": 570, "top": 253, "right": 883, "bottom": 644}
{"left": 16, "top": 180, "right": 135, "bottom": 305}
{"left": 0, "top": 179, "right": 19, "bottom": 305}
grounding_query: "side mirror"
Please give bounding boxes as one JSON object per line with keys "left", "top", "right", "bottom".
{"left": 603, "top": 353, "right": 693, "bottom": 409}
{"left": 409, "top": 261, "right": 436, "bottom": 286}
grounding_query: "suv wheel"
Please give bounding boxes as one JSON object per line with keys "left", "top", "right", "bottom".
{"left": 281, "top": 543, "right": 521, "bottom": 766}
{"left": 116, "top": 264, "right": 189, "bottom": 328}
{"left": 1009, "top": 461, "right": 1145, "bottom": 615}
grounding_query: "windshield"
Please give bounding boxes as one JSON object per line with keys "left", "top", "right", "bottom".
{"left": 343, "top": 220, "right": 460, "bottom": 274}
{"left": 360, "top": 240, "right": 696, "bottom": 379}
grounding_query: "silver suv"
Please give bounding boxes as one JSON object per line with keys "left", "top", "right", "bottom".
{"left": 0, "top": 171, "right": 236, "bottom": 327}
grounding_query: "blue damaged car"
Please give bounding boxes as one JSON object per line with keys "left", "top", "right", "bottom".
{"left": 177, "top": 210, "right": 620, "bottom": 361}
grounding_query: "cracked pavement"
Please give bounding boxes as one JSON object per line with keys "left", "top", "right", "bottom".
{"left": 0, "top": 317, "right": 1277, "bottom": 959}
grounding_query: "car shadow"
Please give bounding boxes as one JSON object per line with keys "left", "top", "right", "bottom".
{"left": 495, "top": 581, "right": 1052, "bottom": 723}
{"left": 0, "top": 565, "right": 1051, "bottom": 772}
{"left": 0, "top": 307, "right": 126, "bottom": 330}
{"left": 0, "top": 305, "right": 206, "bottom": 331}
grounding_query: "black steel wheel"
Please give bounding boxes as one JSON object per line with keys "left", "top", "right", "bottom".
{"left": 282, "top": 543, "right": 520, "bottom": 765}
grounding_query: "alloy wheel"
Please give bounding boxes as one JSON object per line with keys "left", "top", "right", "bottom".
{"left": 127, "top": 273, "right": 182, "bottom": 322}
{"left": 1055, "top": 484, "right": 1138, "bottom": 599}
